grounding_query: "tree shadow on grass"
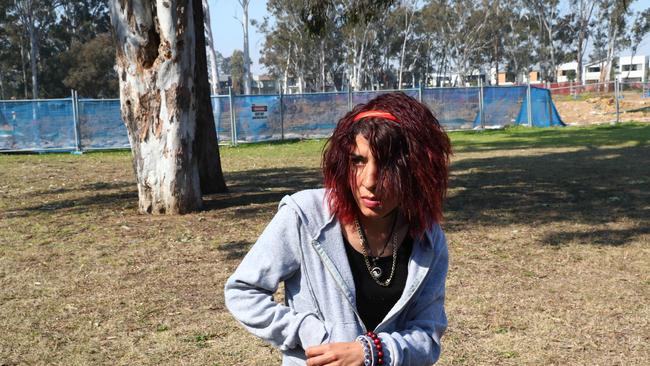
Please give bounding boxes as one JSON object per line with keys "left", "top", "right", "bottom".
{"left": 31, "top": 181, "right": 134, "bottom": 196}
{"left": 446, "top": 144, "right": 650, "bottom": 246}
{"left": 451, "top": 123, "right": 650, "bottom": 153}
{"left": 218, "top": 241, "right": 254, "bottom": 260}
{"left": 203, "top": 167, "right": 322, "bottom": 211}
{"left": 5, "top": 190, "right": 138, "bottom": 217}
{"left": 7, "top": 167, "right": 321, "bottom": 217}
{"left": 543, "top": 226, "right": 650, "bottom": 247}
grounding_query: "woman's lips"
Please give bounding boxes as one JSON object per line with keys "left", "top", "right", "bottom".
{"left": 361, "top": 197, "right": 382, "bottom": 208}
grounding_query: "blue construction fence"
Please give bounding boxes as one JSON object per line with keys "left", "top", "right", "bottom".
{"left": 0, "top": 85, "right": 563, "bottom": 152}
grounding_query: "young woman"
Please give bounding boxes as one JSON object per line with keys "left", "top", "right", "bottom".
{"left": 225, "top": 92, "right": 452, "bottom": 366}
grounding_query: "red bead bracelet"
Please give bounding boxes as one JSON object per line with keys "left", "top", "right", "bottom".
{"left": 366, "top": 331, "right": 384, "bottom": 365}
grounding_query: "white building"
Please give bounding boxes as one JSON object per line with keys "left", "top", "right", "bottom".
{"left": 617, "top": 55, "right": 648, "bottom": 82}
{"left": 556, "top": 61, "right": 579, "bottom": 83}
{"left": 427, "top": 73, "right": 455, "bottom": 87}
{"left": 489, "top": 67, "right": 542, "bottom": 85}
{"left": 583, "top": 60, "right": 605, "bottom": 83}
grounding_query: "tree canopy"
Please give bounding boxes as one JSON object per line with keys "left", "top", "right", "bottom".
{"left": 0, "top": 0, "right": 115, "bottom": 99}
{"left": 256, "top": 0, "right": 650, "bottom": 90}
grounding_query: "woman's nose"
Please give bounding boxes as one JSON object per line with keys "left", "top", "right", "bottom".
{"left": 362, "top": 161, "right": 378, "bottom": 191}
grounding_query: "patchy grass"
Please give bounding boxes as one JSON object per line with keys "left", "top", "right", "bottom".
{"left": 1, "top": 123, "right": 649, "bottom": 365}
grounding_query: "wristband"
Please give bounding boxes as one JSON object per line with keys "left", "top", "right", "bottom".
{"left": 366, "top": 331, "right": 384, "bottom": 365}
{"left": 355, "top": 335, "right": 374, "bottom": 366}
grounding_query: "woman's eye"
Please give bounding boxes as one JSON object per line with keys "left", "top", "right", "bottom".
{"left": 351, "top": 157, "right": 365, "bottom": 166}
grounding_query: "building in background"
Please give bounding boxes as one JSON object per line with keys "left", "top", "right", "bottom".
{"left": 553, "top": 57, "right": 649, "bottom": 84}
{"left": 583, "top": 60, "right": 606, "bottom": 83}
{"left": 252, "top": 74, "right": 277, "bottom": 94}
{"left": 212, "top": 74, "right": 232, "bottom": 94}
{"left": 490, "top": 66, "right": 542, "bottom": 85}
{"left": 617, "top": 55, "right": 648, "bottom": 82}
{"left": 556, "top": 61, "right": 579, "bottom": 83}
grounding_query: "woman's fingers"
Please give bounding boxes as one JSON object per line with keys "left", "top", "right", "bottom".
{"left": 305, "top": 343, "right": 327, "bottom": 358}
{"left": 305, "top": 350, "right": 337, "bottom": 366}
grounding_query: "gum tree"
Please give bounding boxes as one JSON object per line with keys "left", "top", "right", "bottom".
{"left": 109, "top": 0, "right": 226, "bottom": 214}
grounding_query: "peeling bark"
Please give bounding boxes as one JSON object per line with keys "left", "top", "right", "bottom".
{"left": 110, "top": 0, "right": 206, "bottom": 214}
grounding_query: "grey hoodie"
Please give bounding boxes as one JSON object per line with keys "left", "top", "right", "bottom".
{"left": 224, "top": 189, "right": 448, "bottom": 365}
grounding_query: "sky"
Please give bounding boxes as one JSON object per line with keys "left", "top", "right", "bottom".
{"left": 208, "top": 0, "right": 650, "bottom": 76}
{"left": 208, "top": 0, "right": 270, "bottom": 74}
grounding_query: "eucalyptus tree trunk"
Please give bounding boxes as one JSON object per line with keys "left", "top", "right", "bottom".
{"left": 320, "top": 39, "right": 326, "bottom": 92}
{"left": 27, "top": 22, "right": 38, "bottom": 98}
{"left": 202, "top": 0, "right": 221, "bottom": 95}
{"left": 15, "top": 0, "right": 40, "bottom": 98}
{"left": 398, "top": 2, "right": 415, "bottom": 89}
{"left": 110, "top": 0, "right": 225, "bottom": 214}
{"left": 573, "top": 0, "right": 597, "bottom": 85}
{"left": 19, "top": 40, "right": 28, "bottom": 98}
{"left": 193, "top": 0, "right": 227, "bottom": 195}
{"left": 238, "top": 0, "right": 251, "bottom": 95}
{"left": 0, "top": 70, "right": 5, "bottom": 100}
{"left": 283, "top": 44, "right": 292, "bottom": 92}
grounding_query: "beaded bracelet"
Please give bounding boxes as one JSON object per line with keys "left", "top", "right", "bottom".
{"left": 355, "top": 335, "right": 374, "bottom": 366}
{"left": 366, "top": 331, "right": 384, "bottom": 365}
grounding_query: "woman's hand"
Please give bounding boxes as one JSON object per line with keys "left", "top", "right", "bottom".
{"left": 305, "top": 341, "right": 365, "bottom": 366}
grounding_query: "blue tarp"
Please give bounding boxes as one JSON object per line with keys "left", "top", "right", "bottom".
{"left": 516, "top": 86, "right": 565, "bottom": 127}
{"left": 475, "top": 86, "right": 564, "bottom": 128}
{"left": 0, "top": 99, "right": 76, "bottom": 151}
{"left": 1, "top": 86, "right": 565, "bottom": 152}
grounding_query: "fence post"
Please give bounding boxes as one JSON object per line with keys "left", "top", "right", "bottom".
{"left": 279, "top": 85, "right": 284, "bottom": 141}
{"left": 71, "top": 89, "right": 82, "bottom": 154}
{"left": 214, "top": 95, "right": 220, "bottom": 143}
{"left": 548, "top": 87, "right": 553, "bottom": 126}
{"left": 478, "top": 78, "right": 485, "bottom": 130}
{"left": 347, "top": 82, "right": 352, "bottom": 111}
{"left": 418, "top": 82, "right": 423, "bottom": 103}
{"left": 527, "top": 81, "right": 532, "bottom": 127}
{"left": 615, "top": 78, "right": 620, "bottom": 124}
{"left": 228, "top": 86, "right": 237, "bottom": 146}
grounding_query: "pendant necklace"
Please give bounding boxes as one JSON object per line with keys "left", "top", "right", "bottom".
{"left": 354, "top": 213, "right": 399, "bottom": 287}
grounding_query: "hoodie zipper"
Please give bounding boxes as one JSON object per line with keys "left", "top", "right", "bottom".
{"left": 311, "top": 238, "right": 368, "bottom": 333}
{"left": 374, "top": 271, "right": 428, "bottom": 333}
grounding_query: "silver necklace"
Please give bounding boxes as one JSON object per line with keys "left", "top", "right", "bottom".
{"left": 354, "top": 216, "right": 399, "bottom": 287}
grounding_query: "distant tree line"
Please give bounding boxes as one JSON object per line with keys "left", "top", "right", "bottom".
{"left": 2, "top": 0, "right": 649, "bottom": 99}
{"left": 0, "top": 0, "right": 116, "bottom": 100}
{"left": 255, "top": 0, "right": 650, "bottom": 91}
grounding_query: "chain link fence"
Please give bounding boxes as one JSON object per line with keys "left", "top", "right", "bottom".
{"left": 1, "top": 85, "right": 563, "bottom": 152}
{"left": 549, "top": 80, "right": 650, "bottom": 125}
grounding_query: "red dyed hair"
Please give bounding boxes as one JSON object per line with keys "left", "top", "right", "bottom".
{"left": 322, "top": 92, "right": 452, "bottom": 238}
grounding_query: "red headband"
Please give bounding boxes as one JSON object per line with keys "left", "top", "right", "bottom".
{"left": 353, "top": 110, "right": 399, "bottom": 123}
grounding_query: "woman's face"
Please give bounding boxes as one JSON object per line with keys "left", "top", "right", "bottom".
{"left": 350, "top": 134, "right": 399, "bottom": 220}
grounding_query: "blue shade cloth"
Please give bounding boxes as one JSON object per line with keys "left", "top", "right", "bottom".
{"left": 231, "top": 95, "right": 282, "bottom": 142}
{"left": 0, "top": 86, "right": 564, "bottom": 152}
{"left": 213, "top": 95, "right": 233, "bottom": 144}
{"left": 78, "top": 99, "right": 130, "bottom": 149}
{"left": 479, "top": 87, "right": 526, "bottom": 127}
{"left": 423, "top": 88, "right": 480, "bottom": 130}
{"left": 476, "top": 86, "right": 564, "bottom": 128}
{"left": 282, "top": 92, "right": 348, "bottom": 139}
{"left": 515, "top": 87, "right": 565, "bottom": 127}
{"left": 352, "top": 89, "right": 419, "bottom": 105}
{"left": 0, "top": 99, "right": 76, "bottom": 151}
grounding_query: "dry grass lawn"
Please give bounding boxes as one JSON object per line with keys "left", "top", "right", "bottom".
{"left": 1, "top": 124, "right": 649, "bottom": 365}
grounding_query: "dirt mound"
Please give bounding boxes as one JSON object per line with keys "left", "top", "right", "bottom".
{"left": 554, "top": 92, "right": 650, "bottom": 125}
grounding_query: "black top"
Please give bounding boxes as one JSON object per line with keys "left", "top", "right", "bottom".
{"left": 343, "top": 234, "right": 413, "bottom": 331}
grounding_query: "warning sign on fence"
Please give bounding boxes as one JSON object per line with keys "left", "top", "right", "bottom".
{"left": 251, "top": 104, "right": 268, "bottom": 120}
